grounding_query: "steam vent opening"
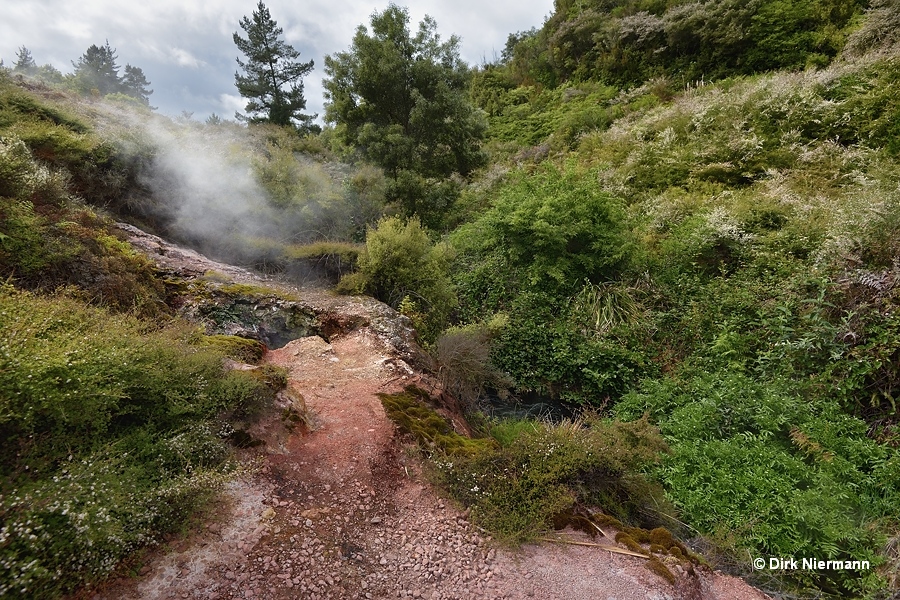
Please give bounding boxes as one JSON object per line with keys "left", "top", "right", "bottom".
{"left": 196, "top": 294, "right": 321, "bottom": 350}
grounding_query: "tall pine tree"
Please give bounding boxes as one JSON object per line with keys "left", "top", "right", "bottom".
{"left": 233, "top": 1, "right": 316, "bottom": 130}
{"left": 70, "top": 41, "right": 153, "bottom": 105}
{"left": 72, "top": 41, "right": 122, "bottom": 95}
{"left": 122, "top": 64, "right": 153, "bottom": 106}
{"left": 13, "top": 46, "right": 37, "bottom": 75}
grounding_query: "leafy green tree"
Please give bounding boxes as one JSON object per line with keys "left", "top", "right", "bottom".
{"left": 13, "top": 46, "right": 37, "bottom": 76}
{"left": 233, "top": 1, "right": 316, "bottom": 130}
{"left": 323, "top": 5, "right": 485, "bottom": 224}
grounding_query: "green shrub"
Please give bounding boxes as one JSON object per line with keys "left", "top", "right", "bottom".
{"left": 439, "top": 416, "right": 670, "bottom": 541}
{"left": 0, "top": 287, "right": 282, "bottom": 597}
{"left": 490, "top": 292, "right": 650, "bottom": 406}
{"left": 453, "top": 164, "right": 631, "bottom": 300}
{"left": 344, "top": 216, "right": 457, "bottom": 341}
{"left": 380, "top": 387, "right": 670, "bottom": 542}
{"left": 616, "top": 371, "right": 900, "bottom": 595}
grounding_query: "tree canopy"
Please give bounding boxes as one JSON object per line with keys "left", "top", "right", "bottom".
{"left": 72, "top": 42, "right": 122, "bottom": 96}
{"left": 71, "top": 41, "right": 153, "bottom": 105}
{"left": 323, "top": 5, "right": 485, "bottom": 226}
{"left": 233, "top": 1, "right": 316, "bottom": 130}
{"left": 121, "top": 64, "right": 153, "bottom": 106}
{"left": 323, "top": 5, "right": 486, "bottom": 178}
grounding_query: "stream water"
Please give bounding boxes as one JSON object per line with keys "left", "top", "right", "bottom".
{"left": 479, "top": 391, "right": 579, "bottom": 422}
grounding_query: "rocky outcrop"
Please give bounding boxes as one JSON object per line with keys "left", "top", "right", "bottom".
{"left": 116, "top": 222, "right": 429, "bottom": 369}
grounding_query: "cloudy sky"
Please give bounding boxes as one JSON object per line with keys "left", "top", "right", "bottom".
{"left": 1, "top": 0, "right": 552, "bottom": 123}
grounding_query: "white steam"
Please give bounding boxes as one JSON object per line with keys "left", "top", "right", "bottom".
{"left": 92, "top": 102, "right": 382, "bottom": 268}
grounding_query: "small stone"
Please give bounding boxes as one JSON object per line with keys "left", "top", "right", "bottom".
{"left": 370, "top": 516, "right": 382, "bottom": 524}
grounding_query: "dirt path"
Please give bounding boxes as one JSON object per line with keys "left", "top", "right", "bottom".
{"left": 90, "top": 327, "right": 768, "bottom": 600}
{"left": 91, "top": 224, "right": 771, "bottom": 600}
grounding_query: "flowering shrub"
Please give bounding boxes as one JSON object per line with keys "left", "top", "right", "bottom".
{"left": 0, "top": 287, "right": 278, "bottom": 597}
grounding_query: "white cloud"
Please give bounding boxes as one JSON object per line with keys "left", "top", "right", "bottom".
{"left": 169, "top": 48, "right": 207, "bottom": 68}
{"left": 1, "top": 0, "right": 553, "bottom": 118}
{"left": 218, "top": 93, "right": 245, "bottom": 118}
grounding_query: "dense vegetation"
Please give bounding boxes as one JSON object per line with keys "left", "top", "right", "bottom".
{"left": 370, "top": 2, "right": 900, "bottom": 597}
{"left": 0, "top": 72, "right": 288, "bottom": 597}
{"left": 3, "top": 0, "right": 900, "bottom": 597}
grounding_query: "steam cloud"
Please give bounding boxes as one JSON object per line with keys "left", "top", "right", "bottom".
{"left": 94, "top": 104, "right": 383, "bottom": 275}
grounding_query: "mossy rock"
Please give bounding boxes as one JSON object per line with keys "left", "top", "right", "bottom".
{"left": 378, "top": 386, "right": 494, "bottom": 457}
{"left": 200, "top": 335, "right": 266, "bottom": 364}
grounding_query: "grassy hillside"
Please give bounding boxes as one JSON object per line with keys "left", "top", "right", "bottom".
{"left": 0, "top": 73, "right": 294, "bottom": 597}
{"left": 3, "top": 1, "right": 900, "bottom": 597}
{"left": 425, "top": 4, "right": 900, "bottom": 597}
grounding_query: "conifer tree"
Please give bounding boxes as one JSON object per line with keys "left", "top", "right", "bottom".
{"left": 13, "top": 46, "right": 37, "bottom": 75}
{"left": 233, "top": 1, "right": 316, "bottom": 130}
{"left": 72, "top": 41, "right": 121, "bottom": 95}
{"left": 70, "top": 42, "right": 153, "bottom": 105}
{"left": 122, "top": 64, "right": 153, "bottom": 106}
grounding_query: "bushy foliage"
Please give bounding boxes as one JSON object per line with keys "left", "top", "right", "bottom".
{"left": 616, "top": 372, "right": 899, "bottom": 595}
{"left": 0, "top": 135, "right": 164, "bottom": 313}
{"left": 450, "top": 18, "right": 900, "bottom": 595}
{"left": 342, "top": 216, "right": 456, "bottom": 341}
{"left": 447, "top": 165, "right": 644, "bottom": 404}
{"left": 381, "top": 387, "right": 670, "bottom": 542}
{"left": 490, "top": 292, "right": 651, "bottom": 405}
{"left": 453, "top": 164, "right": 631, "bottom": 298}
{"left": 439, "top": 416, "right": 669, "bottom": 541}
{"left": 468, "top": 77, "right": 624, "bottom": 152}
{"left": 0, "top": 287, "right": 281, "bottom": 597}
{"left": 844, "top": 0, "right": 900, "bottom": 57}
{"left": 502, "top": 0, "right": 867, "bottom": 89}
